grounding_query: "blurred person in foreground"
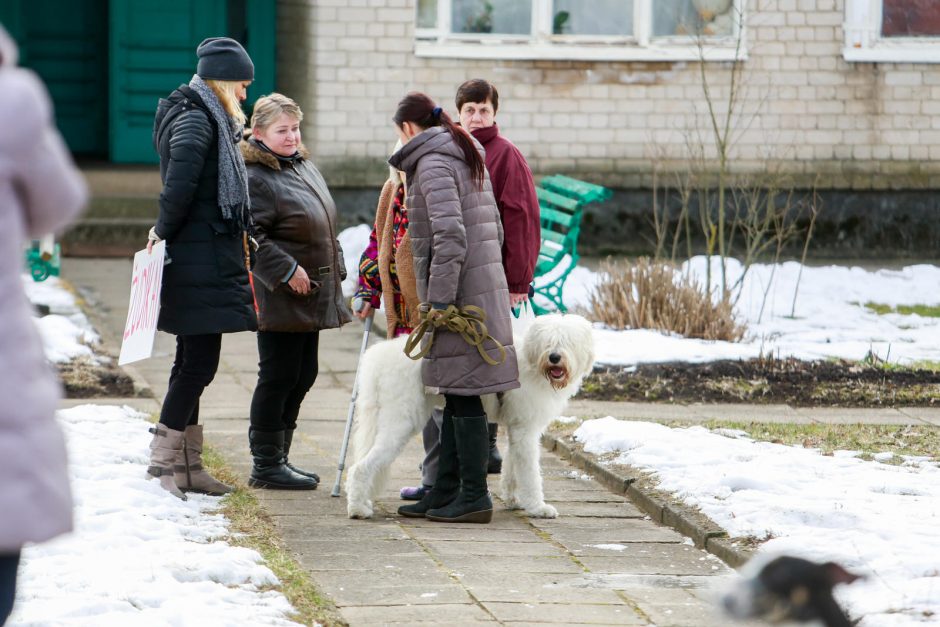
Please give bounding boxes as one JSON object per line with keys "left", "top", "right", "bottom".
{"left": 0, "top": 24, "right": 87, "bottom": 623}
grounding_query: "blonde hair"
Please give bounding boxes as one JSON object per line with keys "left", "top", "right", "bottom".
{"left": 250, "top": 93, "right": 303, "bottom": 132}
{"left": 205, "top": 79, "right": 247, "bottom": 125}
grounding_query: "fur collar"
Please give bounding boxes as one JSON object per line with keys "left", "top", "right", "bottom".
{"left": 240, "top": 136, "right": 310, "bottom": 171}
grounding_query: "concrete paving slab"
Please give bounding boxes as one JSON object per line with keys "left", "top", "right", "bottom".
{"left": 567, "top": 400, "right": 702, "bottom": 422}
{"left": 552, "top": 502, "right": 645, "bottom": 518}
{"left": 792, "top": 406, "right": 915, "bottom": 424}
{"left": 321, "top": 566, "right": 456, "bottom": 589}
{"left": 897, "top": 407, "right": 940, "bottom": 426}
{"left": 576, "top": 552, "right": 725, "bottom": 576}
{"left": 422, "top": 539, "right": 569, "bottom": 558}
{"left": 688, "top": 403, "right": 803, "bottom": 423}
{"left": 439, "top": 555, "right": 585, "bottom": 575}
{"left": 405, "top": 527, "right": 543, "bottom": 543}
{"left": 463, "top": 583, "right": 624, "bottom": 605}
{"left": 556, "top": 572, "right": 722, "bottom": 592}
{"left": 339, "top": 603, "right": 494, "bottom": 624}
{"left": 482, "top": 601, "right": 647, "bottom": 624}
{"left": 328, "top": 583, "right": 472, "bottom": 607}
{"left": 530, "top": 518, "right": 684, "bottom": 544}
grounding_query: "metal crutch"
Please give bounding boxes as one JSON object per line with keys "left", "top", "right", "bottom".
{"left": 331, "top": 314, "right": 374, "bottom": 497}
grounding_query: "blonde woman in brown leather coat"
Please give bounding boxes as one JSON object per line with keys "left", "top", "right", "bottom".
{"left": 242, "top": 93, "right": 351, "bottom": 490}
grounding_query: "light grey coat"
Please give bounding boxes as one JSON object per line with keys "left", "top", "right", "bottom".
{"left": 389, "top": 127, "right": 519, "bottom": 396}
{"left": 0, "top": 26, "right": 86, "bottom": 551}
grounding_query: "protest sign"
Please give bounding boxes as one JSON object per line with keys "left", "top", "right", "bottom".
{"left": 118, "top": 241, "right": 165, "bottom": 365}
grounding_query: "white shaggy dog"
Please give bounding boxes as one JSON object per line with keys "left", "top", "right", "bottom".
{"left": 346, "top": 313, "right": 595, "bottom": 520}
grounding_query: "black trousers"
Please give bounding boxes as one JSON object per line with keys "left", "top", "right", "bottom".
{"left": 0, "top": 551, "right": 20, "bottom": 625}
{"left": 249, "top": 331, "right": 319, "bottom": 432}
{"left": 160, "top": 334, "right": 222, "bottom": 431}
{"left": 444, "top": 394, "right": 483, "bottom": 418}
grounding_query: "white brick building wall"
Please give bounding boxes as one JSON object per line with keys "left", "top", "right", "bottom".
{"left": 276, "top": 0, "right": 940, "bottom": 190}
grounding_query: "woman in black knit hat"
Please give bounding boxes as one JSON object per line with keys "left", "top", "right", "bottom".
{"left": 145, "top": 37, "right": 257, "bottom": 500}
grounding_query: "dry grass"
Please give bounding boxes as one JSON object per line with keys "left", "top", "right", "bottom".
{"left": 587, "top": 257, "right": 746, "bottom": 341}
{"left": 200, "top": 447, "right": 347, "bottom": 627}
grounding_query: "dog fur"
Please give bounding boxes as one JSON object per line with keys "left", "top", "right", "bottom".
{"left": 723, "top": 554, "right": 862, "bottom": 626}
{"left": 345, "top": 313, "right": 596, "bottom": 520}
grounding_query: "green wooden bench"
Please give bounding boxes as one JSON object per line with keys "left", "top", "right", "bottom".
{"left": 25, "top": 236, "right": 61, "bottom": 282}
{"left": 531, "top": 175, "right": 612, "bottom": 315}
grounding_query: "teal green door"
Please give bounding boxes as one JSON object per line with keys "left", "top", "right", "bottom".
{"left": 0, "top": 0, "right": 108, "bottom": 157}
{"left": 109, "top": 0, "right": 227, "bottom": 163}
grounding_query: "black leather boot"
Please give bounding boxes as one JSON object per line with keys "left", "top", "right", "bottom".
{"left": 248, "top": 429, "right": 317, "bottom": 490}
{"left": 399, "top": 408, "right": 459, "bottom": 518}
{"left": 283, "top": 428, "right": 320, "bottom": 484}
{"left": 487, "top": 422, "right": 502, "bottom": 474}
{"left": 426, "top": 414, "right": 493, "bottom": 524}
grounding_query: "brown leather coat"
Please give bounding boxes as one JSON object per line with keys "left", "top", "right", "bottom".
{"left": 243, "top": 137, "right": 352, "bottom": 332}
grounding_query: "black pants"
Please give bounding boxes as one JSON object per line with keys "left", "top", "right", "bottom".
{"left": 0, "top": 551, "right": 20, "bottom": 625}
{"left": 444, "top": 394, "right": 483, "bottom": 418}
{"left": 160, "top": 334, "right": 222, "bottom": 431}
{"left": 250, "top": 331, "right": 319, "bottom": 432}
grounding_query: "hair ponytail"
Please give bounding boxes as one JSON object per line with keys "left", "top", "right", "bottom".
{"left": 393, "top": 92, "right": 485, "bottom": 188}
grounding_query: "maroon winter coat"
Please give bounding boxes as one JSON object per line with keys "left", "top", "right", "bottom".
{"left": 471, "top": 124, "right": 540, "bottom": 294}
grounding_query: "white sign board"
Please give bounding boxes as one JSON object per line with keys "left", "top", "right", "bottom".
{"left": 118, "top": 241, "right": 165, "bottom": 365}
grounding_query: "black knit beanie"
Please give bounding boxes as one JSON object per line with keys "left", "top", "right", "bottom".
{"left": 196, "top": 37, "right": 254, "bottom": 81}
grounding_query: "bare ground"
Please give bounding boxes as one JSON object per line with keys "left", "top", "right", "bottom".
{"left": 580, "top": 357, "right": 940, "bottom": 406}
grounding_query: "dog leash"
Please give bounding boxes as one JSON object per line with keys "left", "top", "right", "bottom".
{"left": 403, "top": 304, "right": 506, "bottom": 366}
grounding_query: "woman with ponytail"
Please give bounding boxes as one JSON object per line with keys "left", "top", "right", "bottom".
{"left": 388, "top": 92, "right": 519, "bottom": 524}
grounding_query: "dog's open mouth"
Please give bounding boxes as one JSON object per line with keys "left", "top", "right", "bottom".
{"left": 549, "top": 367, "right": 566, "bottom": 380}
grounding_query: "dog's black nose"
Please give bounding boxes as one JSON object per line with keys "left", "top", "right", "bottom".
{"left": 549, "top": 352, "right": 561, "bottom": 364}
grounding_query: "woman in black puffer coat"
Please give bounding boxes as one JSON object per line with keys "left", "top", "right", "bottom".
{"left": 145, "top": 37, "right": 257, "bottom": 500}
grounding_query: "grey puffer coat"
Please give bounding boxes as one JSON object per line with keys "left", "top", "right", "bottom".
{"left": 242, "top": 137, "right": 352, "bottom": 332}
{"left": 388, "top": 127, "right": 519, "bottom": 396}
{"left": 0, "top": 26, "right": 85, "bottom": 551}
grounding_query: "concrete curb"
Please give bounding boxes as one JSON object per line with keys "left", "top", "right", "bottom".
{"left": 541, "top": 432, "right": 753, "bottom": 569}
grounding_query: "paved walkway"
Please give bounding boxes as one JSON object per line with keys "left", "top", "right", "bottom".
{"left": 62, "top": 257, "right": 935, "bottom": 627}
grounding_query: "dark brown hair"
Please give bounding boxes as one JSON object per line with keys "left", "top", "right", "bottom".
{"left": 455, "top": 79, "right": 499, "bottom": 114}
{"left": 393, "top": 91, "right": 485, "bottom": 188}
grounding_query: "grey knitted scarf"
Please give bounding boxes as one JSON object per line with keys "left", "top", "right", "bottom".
{"left": 189, "top": 74, "right": 249, "bottom": 229}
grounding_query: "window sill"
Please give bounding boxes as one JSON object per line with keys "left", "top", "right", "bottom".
{"left": 843, "top": 43, "right": 940, "bottom": 64}
{"left": 414, "top": 40, "right": 746, "bottom": 62}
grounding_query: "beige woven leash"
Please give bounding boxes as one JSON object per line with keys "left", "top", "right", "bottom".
{"left": 403, "top": 304, "right": 506, "bottom": 366}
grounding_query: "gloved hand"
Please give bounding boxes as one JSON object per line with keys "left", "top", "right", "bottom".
{"left": 146, "top": 226, "right": 162, "bottom": 254}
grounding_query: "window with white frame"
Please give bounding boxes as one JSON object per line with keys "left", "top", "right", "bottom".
{"left": 414, "top": 0, "right": 745, "bottom": 62}
{"left": 844, "top": 0, "right": 940, "bottom": 63}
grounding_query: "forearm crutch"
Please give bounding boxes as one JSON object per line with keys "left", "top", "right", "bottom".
{"left": 331, "top": 314, "right": 373, "bottom": 497}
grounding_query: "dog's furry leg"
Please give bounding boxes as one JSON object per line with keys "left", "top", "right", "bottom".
{"left": 507, "top": 423, "right": 557, "bottom": 519}
{"left": 500, "top": 422, "right": 520, "bottom": 509}
{"left": 347, "top": 409, "right": 418, "bottom": 519}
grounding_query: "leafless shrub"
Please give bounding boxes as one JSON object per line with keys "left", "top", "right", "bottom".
{"left": 588, "top": 257, "right": 746, "bottom": 342}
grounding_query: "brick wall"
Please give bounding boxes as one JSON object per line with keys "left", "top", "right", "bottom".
{"left": 276, "top": 0, "right": 940, "bottom": 190}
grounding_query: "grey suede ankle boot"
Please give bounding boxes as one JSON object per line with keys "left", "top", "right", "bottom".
{"left": 174, "top": 424, "right": 233, "bottom": 495}
{"left": 147, "top": 424, "right": 187, "bottom": 501}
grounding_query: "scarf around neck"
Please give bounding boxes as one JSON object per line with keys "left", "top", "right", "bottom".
{"left": 188, "top": 74, "right": 249, "bottom": 230}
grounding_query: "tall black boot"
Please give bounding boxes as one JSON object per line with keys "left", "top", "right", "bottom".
{"left": 426, "top": 414, "right": 493, "bottom": 524}
{"left": 399, "top": 408, "right": 459, "bottom": 518}
{"left": 283, "top": 428, "right": 320, "bottom": 484}
{"left": 248, "top": 429, "right": 317, "bottom": 490}
{"left": 487, "top": 422, "right": 502, "bottom": 474}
